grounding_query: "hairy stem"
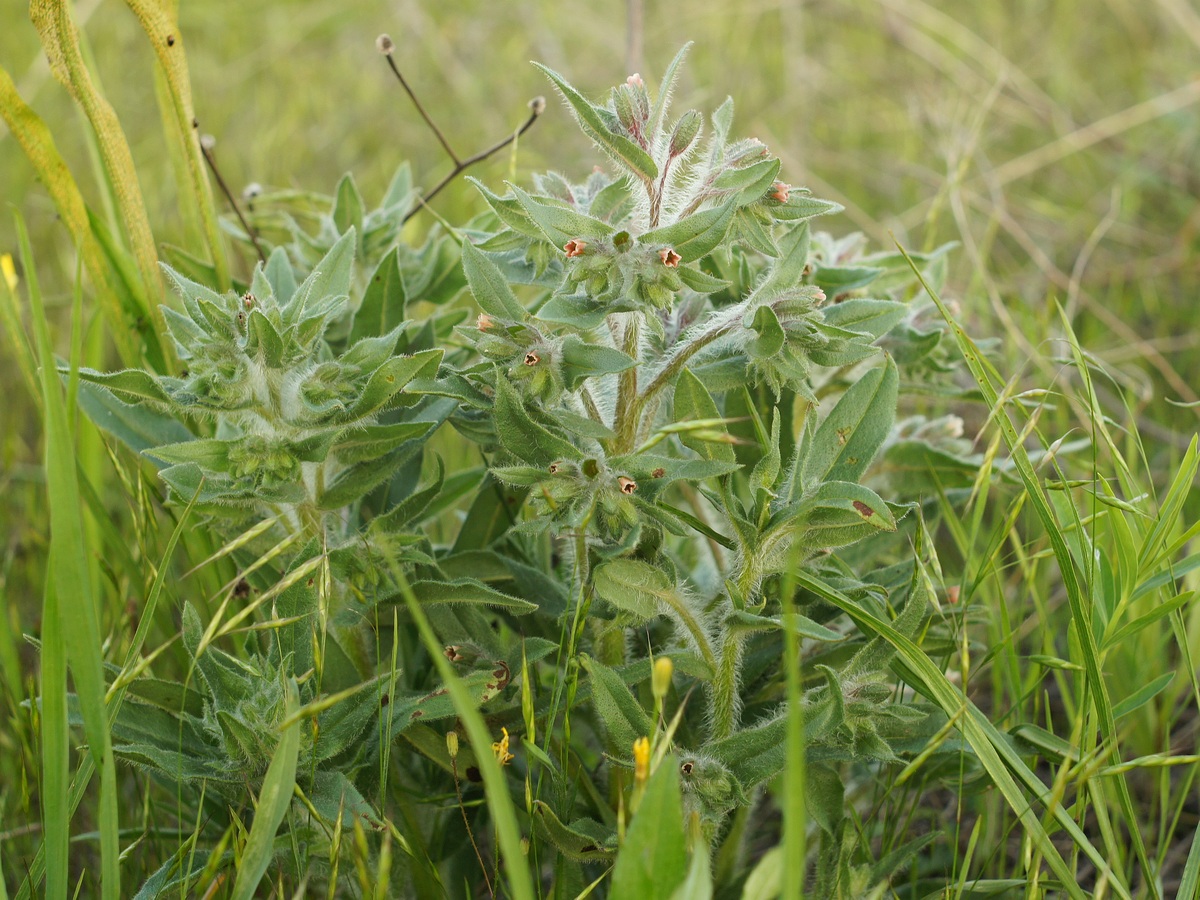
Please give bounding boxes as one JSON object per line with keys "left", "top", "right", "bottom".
{"left": 712, "top": 626, "right": 746, "bottom": 740}
{"left": 613, "top": 314, "right": 642, "bottom": 453}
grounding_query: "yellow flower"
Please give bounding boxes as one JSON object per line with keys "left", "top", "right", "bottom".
{"left": 633, "top": 736, "right": 650, "bottom": 786}
{"left": 492, "top": 727, "right": 514, "bottom": 766}
{"left": 1, "top": 254, "right": 17, "bottom": 292}
{"left": 652, "top": 656, "right": 674, "bottom": 700}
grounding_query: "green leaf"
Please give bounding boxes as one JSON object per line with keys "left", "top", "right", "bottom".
{"left": 392, "top": 578, "right": 537, "bottom": 613}
{"left": 510, "top": 185, "right": 615, "bottom": 248}
{"left": 245, "top": 309, "right": 284, "bottom": 367}
{"left": 649, "top": 43, "right": 692, "bottom": 141}
{"left": 462, "top": 239, "right": 528, "bottom": 321}
{"left": 820, "top": 298, "right": 907, "bottom": 339}
{"left": 535, "top": 294, "right": 609, "bottom": 329}
{"left": 797, "top": 480, "right": 897, "bottom": 547}
{"left": 733, "top": 207, "right": 779, "bottom": 257}
{"left": 468, "top": 177, "right": 546, "bottom": 240}
{"left": 71, "top": 367, "right": 171, "bottom": 406}
{"left": 670, "top": 838, "right": 713, "bottom": 900}
{"left": 673, "top": 368, "right": 736, "bottom": 464}
{"left": 230, "top": 679, "right": 300, "bottom": 900}
{"left": 804, "top": 764, "right": 844, "bottom": 836}
{"left": 559, "top": 335, "right": 635, "bottom": 388}
{"left": 492, "top": 373, "right": 581, "bottom": 466}
{"left": 803, "top": 358, "right": 897, "bottom": 486}
{"left": 740, "top": 847, "right": 782, "bottom": 900}
{"left": 331, "top": 421, "right": 433, "bottom": 465}
{"left": 756, "top": 222, "right": 811, "bottom": 298}
{"left": 532, "top": 802, "right": 616, "bottom": 861}
{"left": 639, "top": 199, "right": 737, "bottom": 263}
{"left": 349, "top": 247, "right": 407, "bottom": 345}
{"left": 745, "top": 305, "right": 785, "bottom": 358}
{"left": 286, "top": 228, "right": 356, "bottom": 323}
{"left": 610, "top": 759, "right": 689, "bottom": 900}
{"left": 676, "top": 265, "right": 729, "bottom": 294}
{"left": 582, "top": 655, "right": 653, "bottom": 752}
{"left": 334, "top": 349, "right": 443, "bottom": 424}
{"left": 265, "top": 247, "right": 297, "bottom": 304}
{"left": 726, "top": 610, "right": 843, "bottom": 642}
{"left": 533, "top": 62, "right": 659, "bottom": 182}
{"left": 770, "top": 194, "right": 842, "bottom": 223}
{"left": 592, "top": 562, "right": 716, "bottom": 671}
{"left": 593, "top": 559, "right": 673, "bottom": 621}
{"left": 713, "top": 158, "right": 781, "bottom": 203}
{"left": 332, "top": 172, "right": 365, "bottom": 236}
{"left": 812, "top": 264, "right": 883, "bottom": 295}
{"left": 1112, "top": 671, "right": 1174, "bottom": 720}
{"left": 144, "top": 438, "right": 231, "bottom": 470}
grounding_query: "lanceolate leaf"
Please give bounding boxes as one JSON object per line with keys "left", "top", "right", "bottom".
{"left": 534, "top": 63, "right": 659, "bottom": 182}
{"left": 510, "top": 185, "right": 615, "bottom": 248}
{"left": 610, "top": 760, "right": 689, "bottom": 900}
{"left": 804, "top": 358, "right": 898, "bottom": 486}
{"left": 349, "top": 247, "right": 407, "bottom": 345}
{"left": 639, "top": 199, "right": 737, "bottom": 263}
{"left": 462, "top": 239, "right": 528, "bottom": 321}
{"left": 492, "top": 373, "right": 581, "bottom": 466}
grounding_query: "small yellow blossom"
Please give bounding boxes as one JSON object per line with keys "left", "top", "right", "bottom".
{"left": 633, "top": 736, "right": 651, "bottom": 786}
{"left": 1, "top": 254, "right": 17, "bottom": 292}
{"left": 492, "top": 727, "right": 514, "bottom": 766}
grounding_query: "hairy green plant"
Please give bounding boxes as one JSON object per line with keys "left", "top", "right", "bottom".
{"left": 55, "top": 43, "right": 986, "bottom": 896}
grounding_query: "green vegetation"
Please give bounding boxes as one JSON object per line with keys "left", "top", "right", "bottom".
{"left": 1, "top": 2, "right": 1198, "bottom": 897}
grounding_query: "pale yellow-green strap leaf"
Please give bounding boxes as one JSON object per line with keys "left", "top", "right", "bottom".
{"left": 29, "top": 0, "right": 164, "bottom": 333}
{"left": 0, "top": 64, "right": 141, "bottom": 365}
{"left": 123, "top": 0, "right": 231, "bottom": 290}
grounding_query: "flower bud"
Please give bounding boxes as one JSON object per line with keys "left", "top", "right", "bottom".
{"left": 633, "top": 736, "right": 651, "bottom": 785}
{"left": 613, "top": 86, "right": 639, "bottom": 133}
{"left": 376, "top": 33, "right": 395, "bottom": 56}
{"left": 652, "top": 656, "right": 674, "bottom": 699}
{"left": 446, "top": 730, "right": 459, "bottom": 759}
{"left": 769, "top": 181, "right": 790, "bottom": 203}
{"left": 626, "top": 73, "right": 644, "bottom": 88}
{"left": 668, "top": 110, "right": 702, "bottom": 158}
{"left": 529, "top": 96, "right": 547, "bottom": 116}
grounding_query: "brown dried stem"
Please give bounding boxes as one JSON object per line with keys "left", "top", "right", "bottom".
{"left": 199, "top": 137, "right": 266, "bottom": 264}
{"left": 379, "top": 43, "right": 544, "bottom": 224}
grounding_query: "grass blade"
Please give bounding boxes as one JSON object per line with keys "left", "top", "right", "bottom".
{"left": 0, "top": 66, "right": 139, "bottom": 365}
{"left": 19, "top": 213, "right": 121, "bottom": 898}
{"left": 896, "top": 240, "right": 1153, "bottom": 895}
{"left": 385, "top": 556, "right": 535, "bottom": 900}
{"left": 795, "top": 568, "right": 1125, "bottom": 900}
{"left": 39, "top": 562, "right": 69, "bottom": 900}
{"left": 230, "top": 678, "right": 301, "bottom": 900}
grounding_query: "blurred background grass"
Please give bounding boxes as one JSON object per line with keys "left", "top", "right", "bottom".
{"left": 2, "top": 0, "right": 1200, "bottom": 890}
{"left": 3, "top": 0, "right": 1198, "bottom": 407}
{"left": 4, "top": 0, "right": 1197, "bottom": 582}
